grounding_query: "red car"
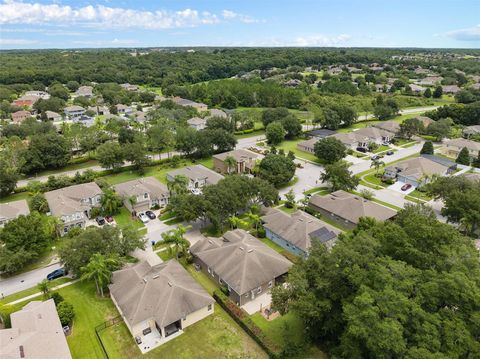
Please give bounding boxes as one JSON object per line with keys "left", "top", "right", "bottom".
{"left": 105, "top": 216, "right": 114, "bottom": 223}
{"left": 401, "top": 183, "right": 412, "bottom": 191}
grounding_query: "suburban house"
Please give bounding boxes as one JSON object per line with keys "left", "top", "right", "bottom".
{"left": 114, "top": 177, "right": 170, "bottom": 215}
{"left": 329, "top": 127, "right": 393, "bottom": 150}
{"left": 109, "top": 260, "right": 214, "bottom": 353}
{"left": 207, "top": 109, "right": 228, "bottom": 119}
{"left": 285, "top": 79, "right": 302, "bottom": 87}
{"left": 24, "top": 90, "right": 50, "bottom": 99}
{"left": 190, "top": 229, "right": 292, "bottom": 306}
{"left": 64, "top": 105, "right": 85, "bottom": 120}
{"left": 74, "top": 86, "right": 94, "bottom": 98}
{"left": 409, "top": 84, "right": 426, "bottom": 94}
{"left": 0, "top": 299, "right": 72, "bottom": 359}
{"left": 442, "top": 85, "right": 461, "bottom": 94}
{"left": 88, "top": 105, "right": 110, "bottom": 116}
{"left": 297, "top": 137, "right": 319, "bottom": 153}
{"left": 261, "top": 208, "right": 340, "bottom": 256}
{"left": 383, "top": 156, "right": 456, "bottom": 187}
{"left": 120, "top": 83, "right": 139, "bottom": 91}
{"left": 0, "top": 199, "right": 30, "bottom": 227}
{"left": 414, "top": 116, "right": 435, "bottom": 128}
{"left": 73, "top": 115, "right": 95, "bottom": 127}
{"left": 417, "top": 76, "right": 442, "bottom": 86}
{"left": 116, "top": 104, "right": 133, "bottom": 116}
{"left": 309, "top": 190, "right": 397, "bottom": 229}
{"left": 167, "top": 165, "right": 224, "bottom": 193}
{"left": 131, "top": 111, "right": 146, "bottom": 123}
{"left": 172, "top": 97, "right": 208, "bottom": 112}
{"left": 463, "top": 172, "right": 480, "bottom": 183}
{"left": 305, "top": 129, "right": 336, "bottom": 139}
{"left": 11, "top": 110, "right": 32, "bottom": 124}
{"left": 441, "top": 138, "right": 480, "bottom": 159}
{"left": 463, "top": 125, "right": 480, "bottom": 139}
{"left": 46, "top": 110, "right": 62, "bottom": 121}
{"left": 187, "top": 117, "right": 207, "bottom": 130}
{"left": 12, "top": 95, "right": 40, "bottom": 107}
{"left": 44, "top": 182, "right": 102, "bottom": 235}
{"left": 213, "top": 149, "right": 259, "bottom": 174}
{"left": 371, "top": 120, "right": 400, "bottom": 134}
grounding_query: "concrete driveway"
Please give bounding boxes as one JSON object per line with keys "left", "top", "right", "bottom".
{"left": 388, "top": 181, "right": 416, "bottom": 195}
{"left": 279, "top": 159, "right": 324, "bottom": 200}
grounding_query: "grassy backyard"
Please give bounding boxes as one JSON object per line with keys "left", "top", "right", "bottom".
{"left": 113, "top": 207, "right": 144, "bottom": 229}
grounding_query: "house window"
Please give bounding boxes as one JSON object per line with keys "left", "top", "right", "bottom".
{"left": 219, "top": 278, "right": 223, "bottom": 285}
{"left": 268, "top": 281, "right": 273, "bottom": 288}
{"left": 256, "top": 286, "right": 262, "bottom": 294}
{"left": 144, "top": 193, "right": 148, "bottom": 199}
{"left": 208, "top": 304, "right": 212, "bottom": 311}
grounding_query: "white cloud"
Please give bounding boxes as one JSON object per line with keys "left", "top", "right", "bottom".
{"left": 446, "top": 24, "right": 480, "bottom": 41}
{"left": 72, "top": 38, "right": 139, "bottom": 46}
{"left": 221, "top": 9, "right": 260, "bottom": 23}
{"left": 0, "top": 1, "right": 241, "bottom": 29}
{"left": 0, "top": 38, "right": 38, "bottom": 45}
{"left": 293, "top": 34, "right": 351, "bottom": 46}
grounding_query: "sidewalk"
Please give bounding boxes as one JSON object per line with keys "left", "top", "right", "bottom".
{"left": 7, "top": 279, "right": 79, "bottom": 305}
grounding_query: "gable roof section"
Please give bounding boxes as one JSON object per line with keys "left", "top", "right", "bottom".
{"left": 385, "top": 157, "right": 450, "bottom": 180}
{"left": 213, "top": 149, "right": 258, "bottom": 163}
{"left": 44, "top": 182, "right": 102, "bottom": 216}
{"left": 0, "top": 200, "right": 30, "bottom": 222}
{"left": 261, "top": 208, "right": 340, "bottom": 251}
{"left": 109, "top": 260, "right": 214, "bottom": 329}
{"left": 0, "top": 299, "right": 72, "bottom": 359}
{"left": 114, "top": 177, "right": 169, "bottom": 200}
{"left": 309, "top": 190, "right": 396, "bottom": 224}
{"left": 445, "top": 138, "right": 480, "bottom": 152}
{"left": 167, "top": 165, "right": 224, "bottom": 185}
{"left": 190, "top": 229, "right": 292, "bottom": 295}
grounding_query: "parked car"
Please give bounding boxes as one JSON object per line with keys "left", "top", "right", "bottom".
{"left": 95, "top": 216, "right": 105, "bottom": 225}
{"left": 356, "top": 147, "right": 368, "bottom": 153}
{"left": 47, "top": 268, "right": 67, "bottom": 281}
{"left": 371, "top": 155, "right": 384, "bottom": 160}
{"left": 146, "top": 210, "right": 156, "bottom": 220}
{"left": 401, "top": 183, "right": 412, "bottom": 191}
{"left": 386, "top": 150, "right": 394, "bottom": 155}
{"left": 105, "top": 216, "right": 114, "bottom": 223}
{"left": 190, "top": 188, "right": 201, "bottom": 195}
{"left": 138, "top": 212, "right": 149, "bottom": 223}
{"left": 135, "top": 336, "right": 142, "bottom": 344}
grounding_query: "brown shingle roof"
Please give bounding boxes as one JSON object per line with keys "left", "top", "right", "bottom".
{"left": 114, "top": 177, "right": 169, "bottom": 200}
{"left": 44, "top": 182, "right": 102, "bottom": 216}
{"left": 109, "top": 260, "right": 214, "bottom": 328}
{"left": 309, "top": 190, "right": 396, "bottom": 224}
{"left": 190, "top": 229, "right": 292, "bottom": 295}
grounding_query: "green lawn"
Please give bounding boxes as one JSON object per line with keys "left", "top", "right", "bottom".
{"left": 303, "top": 187, "right": 329, "bottom": 195}
{"left": 113, "top": 207, "right": 144, "bottom": 229}
{"left": 277, "top": 204, "right": 297, "bottom": 214}
{"left": 100, "top": 303, "right": 268, "bottom": 359}
{"left": 0, "top": 191, "right": 30, "bottom": 204}
{"left": 234, "top": 129, "right": 265, "bottom": 140}
{"left": 20, "top": 159, "right": 99, "bottom": 180}
{"left": 251, "top": 312, "right": 328, "bottom": 359}
{"left": 373, "top": 145, "right": 390, "bottom": 153}
{"left": 259, "top": 237, "right": 286, "bottom": 254}
{"left": 276, "top": 139, "right": 320, "bottom": 162}
{"left": 362, "top": 172, "right": 387, "bottom": 189}
{"left": 157, "top": 250, "right": 174, "bottom": 262}
{"left": 185, "top": 265, "right": 220, "bottom": 295}
{"left": 407, "top": 189, "right": 432, "bottom": 202}
{"left": 0, "top": 277, "right": 72, "bottom": 305}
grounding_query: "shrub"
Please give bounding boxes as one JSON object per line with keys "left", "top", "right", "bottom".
{"left": 50, "top": 292, "right": 64, "bottom": 305}
{"left": 257, "top": 226, "right": 266, "bottom": 238}
{"left": 56, "top": 301, "right": 75, "bottom": 326}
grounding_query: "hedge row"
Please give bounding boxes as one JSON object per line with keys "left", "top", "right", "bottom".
{"left": 213, "top": 290, "right": 280, "bottom": 358}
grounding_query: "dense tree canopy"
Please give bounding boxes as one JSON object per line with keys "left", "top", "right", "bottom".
{"left": 272, "top": 205, "right": 480, "bottom": 358}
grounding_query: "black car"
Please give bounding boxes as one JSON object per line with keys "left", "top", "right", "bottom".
{"left": 96, "top": 216, "right": 105, "bottom": 225}
{"left": 386, "top": 150, "right": 394, "bottom": 155}
{"left": 145, "top": 210, "right": 156, "bottom": 220}
{"left": 356, "top": 147, "right": 368, "bottom": 153}
{"left": 47, "top": 268, "right": 67, "bottom": 281}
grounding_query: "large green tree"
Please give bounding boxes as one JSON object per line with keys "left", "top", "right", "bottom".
{"left": 314, "top": 137, "right": 347, "bottom": 164}
{"left": 81, "top": 253, "right": 119, "bottom": 297}
{"left": 321, "top": 161, "right": 359, "bottom": 191}
{"left": 96, "top": 142, "right": 124, "bottom": 171}
{"left": 258, "top": 152, "right": 296, "bottom": 187}
{"left": 265, "top": 121, "right": 286, "bottom": 145}
{"left": 22, "top": 132, "right": 71, "bottom": 174}
{"left": 272, "top": 205, "right": 480, "bottom": 358}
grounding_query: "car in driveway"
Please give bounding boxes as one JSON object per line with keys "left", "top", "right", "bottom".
{"left": 401, "top": 183, "right": 412, "bottom": 191}
{"left": 386, "top": 150, "right": 394, "bottom": 155}
{"left": 95, "top": 216, "right": 105, "bottom": 225}
{"left": 138, "top": 212, "right": 149, "bottom": 223}
{"left": 105, "top": 215, "right": 114, "bottom": 223}
{"left": 371, "top": 155, "right": 384, "bottom": 160}
{"left": 47, "top": 268, "right": 67, "bottom": 281}
{"left": 145, "top": 210, "right": 156, "bottom": 220}
{"left": 356, "top": 147, "right": 368, "bottom": 153}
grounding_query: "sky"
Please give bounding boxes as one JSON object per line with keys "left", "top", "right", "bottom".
{"left": 0, "top": 0, "right": 479, "bottom": 49}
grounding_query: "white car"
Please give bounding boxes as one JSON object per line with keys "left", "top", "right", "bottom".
{"left": 190, "top": 188, "right": 202, "bottom": 195}
{"left": 137, "top": 212, "right": 149, "bottom": 223}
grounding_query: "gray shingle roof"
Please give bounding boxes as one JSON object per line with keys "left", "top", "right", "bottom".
{"left": 309, "top": 190, "right": 397, "bottom": 224}
{"left": 167, "top": 165, "right": 224, "bottom": 185}
{"left": 109, "top": 260, "right": 214, "bottom": 329}
{"left": 261, "top": 208, "right": 340, "bottom": 251}
{"left": 0, "top": 200, "right": 30, "bottom": 222}
{"left": 114, "top": 177, "right": 169, "bottom": 200}
{"left": 385, "top": 157, "right": 450, "bottom": 180}
{"left": 190, "top": 229, "right": 292, "bottom": 295}
{"left": 212, "top": 149, "right": 258, "bottom": 163}
{"left": 44, "top": 182, "right": 102, "bottom": 216}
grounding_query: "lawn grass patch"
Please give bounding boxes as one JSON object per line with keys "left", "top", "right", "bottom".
{"left": 276, "top": 139, "right": 320, "bottom": 162}
{"left": 0, "top": 191, "right": 30, "bottom": 204}
{"left": 185, "top": 264, "right": 220, "bottom": 295}
{"left": 113, "top": 207, "right": 144, "bottom": 229}
{"left": 0, "top": 277, "right": 72, "bottom": 305}
{"left": 373, "top": 145, "right": 389, "bottom": 153}
{"left": 100, "top": 303, "right": 268, "bottom": 359}
{"left": 277, "top": 205, "right": 297, "bottom": 214}
{"left": 259, "top": 237, "right": 286, "bottom": 254}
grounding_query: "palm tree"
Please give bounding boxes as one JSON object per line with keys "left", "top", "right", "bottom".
{"left": 224, "top": 155, "right": 237, "bottom": 174}
{"left": 228, "top": 216, "right": 248, "bottom": 230}
{"left": 161, "top": 225, "right": 191, "bottom": 260}
{"left": 370, "top": 158, "right": 385, "bottom": 175}
{"left": 246, "top": 211, "right": 261, "bottom": 231}
{"left": 37, "top": 279, "right": 50, "bottom": 299}
{"left": 81, "top": 254, "right": 119, "bottom": 297}
{"left": 101, "top": 188, "right": 122, "bottom": 216}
